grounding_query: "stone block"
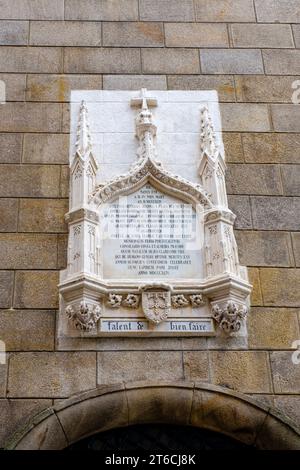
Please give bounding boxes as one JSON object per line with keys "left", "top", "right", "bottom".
{"left": 270, "top": 352, "right": 300, "bottom": 393}
{"left": 0, "top": 361, "right": 7, "bottom": 397}
{"left": 274, "top": 396, "right": 300, "bottom": 428}
{"left": 14, "top": 271, "right": 59, "bottom": 309}
{"left": 142, "top": 48, "right": 200, "bottom": 74}
{"left": 0, "top": 21, "right": 28, "bottom": 45}
{"left": 201, "top": 49, "right": 263, "bottom": 74}
{"left": 248, "top": 268, "right": 263, "bottom": 306}
{"left": 235, "top": 231, "right": 292, "bottom": 267}
{"left": 242, "top": 133, "right": 300, "bottom": 164}
{"left": 291, "top": 25, "right": 300, "bottom": 48}
{"left": 255, "top": 414, "right": 300, "bottom": 450}
{"left": 183, "top": 352, "right": 209, "bottom": 381}
{"left": 65, "top": 0, "right": 138, "bottom": 20}
{"left": 0, "top": 74, "right": 26, "bottom": 101}
{"left": 281, "top": 165, "right": 300, "bottom": 196}
{"left": 248, "top": 308, "right": 300, "bottom": 350}
{"left": 23, "top": 133, "right": 68, "bottom": 164}
{"left": 139, "top": 0, "right": 194, "bottom": 21}
{"left": 0, "top": 133, "right": 22, "bottom": 163}
{"left": 291, "top": 233, "right": 300, "bottom": 267}
{"left": 194, "top": 0, "right": 255, "bottom": 22}
{"left": 97, "top": 351, "right": 183, "bottom": 384}
{"left": 235, "top": 76, "right": 299, "bottom": 103}
{"left": 0, "top": 47, "right": 62, "bottom": 73}
{"left": 0, "top": 399, "right": 52, "bottom": 448}
{"left": 210, "top": 351, "right": 271, "bottom": 393}
{"left": 167, "top": 75, "right": 235, "bottom": 102}
{"left": 165, "top": 23, "right": 229, "bottom": 47}
{"left": 59, "top": 165, "right": 69, "bottom": 197}
{"left": 251, "top": 197, "right": 300, "bottom": 231}
{"left": 272, "top": 105, "right": 300, "bottom": 132}
{"left": 0, "top": 165, "right": 61, "bottom": 197}
{"left": 103, "top": 22, "right": 164, "bottom": 47}
{"left": 30, "top": 21, "right": 101, "bottom": 46}
{"left": 0, "top": 234, "right": 57, "bottom": 269}
{"left": 260, "top": 268, "right": 300, "bottom": 307}
{"left": 227, "top": 195, "right": 252, "bottom": 229}
{"left": 263, "top": 50, "right": 300, "bottom": 75}
{"left": 64, "top": 47, "right": 141, "bottom": 73}
{"left": 231, "top": 24, "right": 293, "bottom": 48}
{"left": 0, "top": 310, "right": 55, "bottom": 351}
{"left": 0, "top": 0, "right": 63, "bottom": 20}
{"left": 226, "top": 164, "right": 281, "bottom": 195}
{"left": 57, "top": 234, "right": 68, "bottom": 269}
{"left": 0, "top": 271, "right": 13, "bottom": 309}
{"left": 255, "top": 0, "right": 300, "bottom": 23}
{"left": 18, "top": 199, "right": 68, "bottom": 233}
{"left": 221, "top": 104, "right": 270, "bottom": 132}
{"left": 8, "top": 352, "right": 96, "bottom": 398}
{"left": 15, "top": 413, "right": 68, "bottom": 450}
{"left": 0, "top": 199, "right": 18, "bottom": 232}
{"left": 0, "top": 103, "right": 61, "bottom": 132}
{"left": 223, "top": 133, "right": 244, "bottom": 162}
{"left": 103, "top": 75, "right": 167, "bottom": 90}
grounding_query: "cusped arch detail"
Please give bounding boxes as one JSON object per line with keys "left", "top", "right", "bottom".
{"left": 5, "top": 381, "right": 300, "bottom": 450}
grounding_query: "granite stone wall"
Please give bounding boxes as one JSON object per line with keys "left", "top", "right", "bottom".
{"left": 0, "top": 0, "right": 300, "bottom": 447}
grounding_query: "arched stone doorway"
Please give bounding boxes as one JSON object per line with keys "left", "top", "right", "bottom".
{"left": 5, "top": 381, "right": 300, "bottom": 450}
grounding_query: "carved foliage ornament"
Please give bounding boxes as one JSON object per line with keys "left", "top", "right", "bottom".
{"left": 66, "top": 302, "right": 101, "bottom": 331}
{"left": 212, "top": 301, "right": 248, "bottom": 335}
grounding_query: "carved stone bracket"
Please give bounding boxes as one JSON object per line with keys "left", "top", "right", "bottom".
{"left": 66, "top": 301, "right": 101, "bottom": 332}
{"left": 212, "top": 301, "right": 248, "bottom": 335}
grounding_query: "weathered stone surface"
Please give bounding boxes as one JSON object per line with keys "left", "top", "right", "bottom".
{"left": 30, "top": 21, "right": 101, "bottom": 46}
{"left": 14, "top": 271, "right": 59, "bottom": 309}
{"left": 291, "top": 26, "right": 300, "bottom": 48}
{"left": 15, "top": 413, "right": 68, "bottom": 450}
{"left": 194, "top": 0, "right": 255, "bottom": 21}
{"left": 0, "top": 199, "right": 18, "bottom": 232}
{"left": 270, "top": 352, "right": 300, "bottom": 393}
{"left": 231, "top": 24, "right": 293, "bottom": 48}
{"left": 222, "top": 133, "right": 244, "bottom": 162}
{"left": 140, "top": 0, "right": 194, "bottom": 21}
{"left": 291, "top": 233, "right": 300, "bottom": 267}
{"left": 103, "top": 75, "right": 167, "bottom": 90}
{"left": 210, "top": 351, "right": 271, "bottom": 393}
{"left": 0, "top": 234, "right": 57, "bottom": 269}
{"left": 0, "top": 310, "right": 55, "bottom": 351}
{"left": 18, "top": 199, "right": 67, "bottom": 233}
{"left": 65, "top": 0, "right": 138, "bottom": 20}
{"left": 221, "top": 104, "right": 270, "bottom": 132}
{"left": 260, "top": 268, "right": 300, "bottom": 307}
{"left": 248, "top": 268, "right": 263, "bottom": 306}
{"left": 255, "top": 0, "right": 300, "bottom": 23}
{"left": 228, "top": 195, "right": 252, "bottom": 229}
{"left": 0, "top": 165, "right": 61, "bottom": 197}
{"left": 142, "top": 48, "right": 200, "bottom": 74}
{"left": 0, "top": 21, "right": 28, "bottom": 45}
{"left": 26, "top": 74, "right": 102, "bottom": 102}
{"left": 263, "top": 50, "right": 300, "bottom": 75}
{"left": 242, "top": 133, "right": 300, "bottom": 164}
{"left": 23, "top": 133, "right": 68, "bottom": 163}
{"left": 0, "top": 74, "right": 26, "bottom": 101}
{"left": 103, "top": 22, "right": 164, "bottom": 47}
{"left": 167, "top": 75, "right": 235, "bottom": 102}
{"left": 0, "top": 399, "right": 52, "bottom": 448}
{"left": 274, "top": 396, "right": 300, "bottom": 428}
{"left": 0, "top": 0, "right": 63, "bottom": 19}
{"left": 0, "top": 133, "right": 22, "bottom": 163}
{"left": 59, "top": 165, "right": 69, "bottom": 197}
{"left": 248, "top": 308, "right": 300, "bottom": 349}
{"left": 281, "top": 165, "right": 300, "bottom": 196}
{"left": 183, "top": 352, "right": 209, "bottom": 381}
{"left": 0, "top": 47, "right": 62, "bottom": 73}
{"left": 0, "top": 361, "right": 7, "bottom": 397}
{"left": 8, "top": 352, "right": 96, "bottom": 398}
{"left": 272, "top": 105, "right": 300, "bottom": 133}
{"left": 235, "top": 231, "right": 293, "bottom": 267}
{"left": 251, "top": 197, "right": 300, "bottom": 231}
{"left": 64, "top": 47, "right": 140, "bottom": 73}
{"left": 256, "top": 414, "right": 300, "bottom": 450}
{"left": 226, "top": 164, "right": 281, "bottom": 195}
{"left": 165, "top": 23, "right": 228, "bottom": 47}
{"left": 0, "top": 103, "right": 61, "bottom": 132}
{"left": 97, "top": 351, "right": 183, "bottom": 384}
{"left": 0, "top": 271, "right": 13, "bottom": 309}
{"left": 57, "top": 234, "right": 67, "bottom": 269}
{"left": 236, "top": 76, "right": 299, "bottom": 103}
{"left": 201, "top": 49, "right": 263, "bottom": 74}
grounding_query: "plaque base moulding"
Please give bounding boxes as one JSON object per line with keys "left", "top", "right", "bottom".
{"left": 58, "top": 90, "right": 251, "bottom": 338}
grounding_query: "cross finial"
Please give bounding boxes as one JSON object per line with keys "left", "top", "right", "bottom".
{"left": 130, "top": 88, "right": 158, "bottom": 110}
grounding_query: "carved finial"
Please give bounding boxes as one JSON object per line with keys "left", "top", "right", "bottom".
{"left": 75, "top": 100, "right": 92, "bottom": 158}
{"left": 131, "top": 88, "right": 158, "bottom": 139}
{"left": 200, "top": 106, "right": 219, "bottom": 160}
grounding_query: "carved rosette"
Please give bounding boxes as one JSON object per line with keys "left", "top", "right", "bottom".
{"left": 212, "top": 301, "right": 247, "bottom": 335}
{"left": 66, "top": 301, "right": 101, "bottom": 332}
